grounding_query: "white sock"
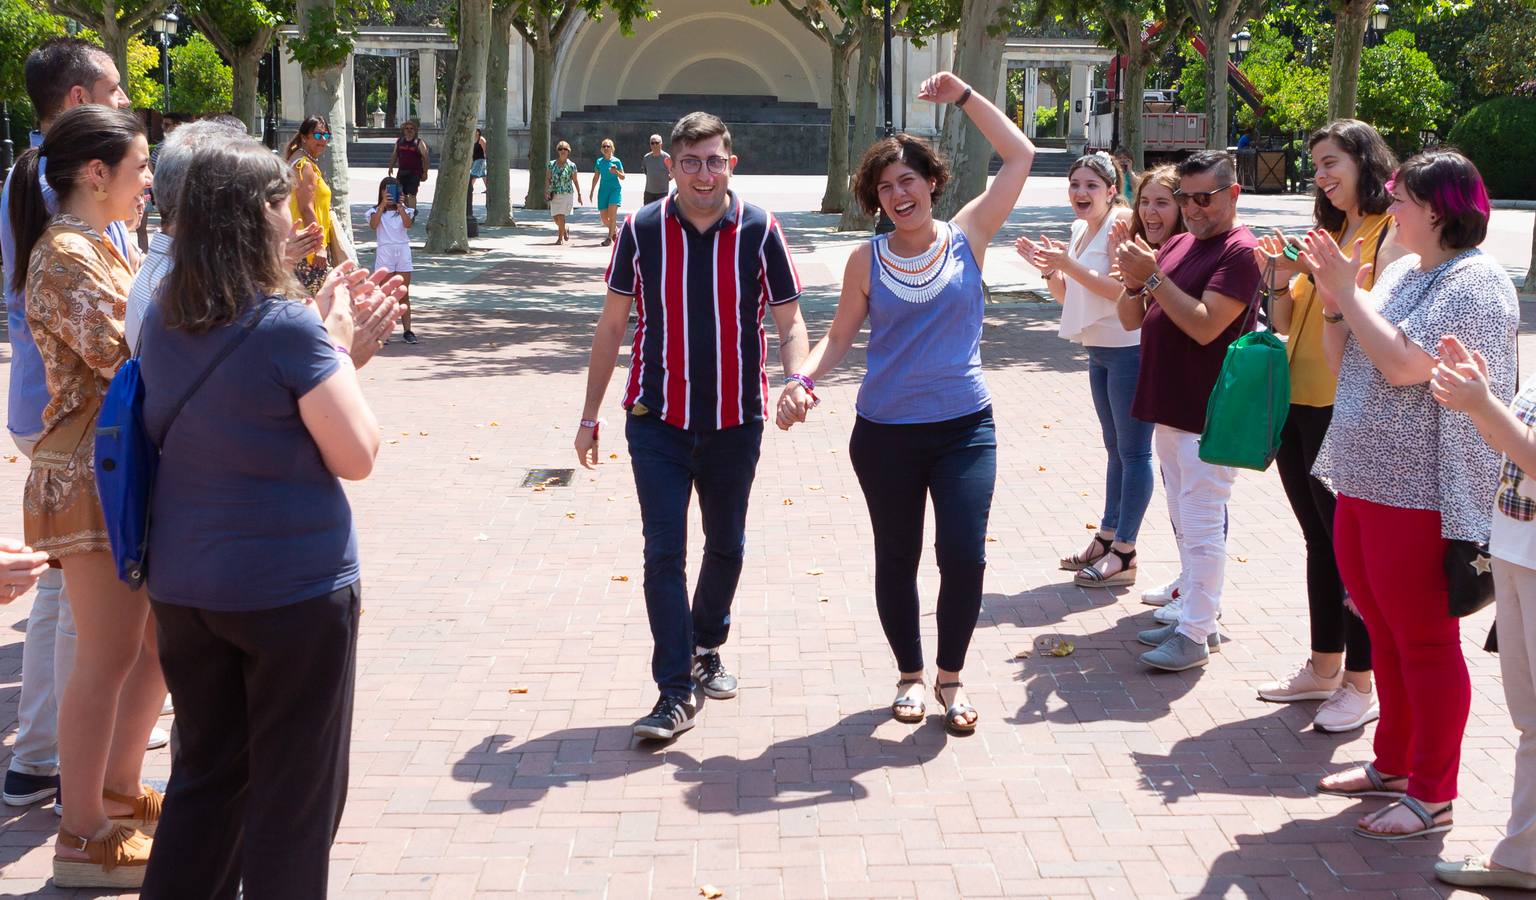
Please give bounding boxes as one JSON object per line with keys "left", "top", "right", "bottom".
{"left": 695, "top": 646, "right": 712, "bottom": 658}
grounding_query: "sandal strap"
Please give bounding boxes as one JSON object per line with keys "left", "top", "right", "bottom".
{"left": 896, "top": 678, "right": 925, "bottom": 687}
{"left": 1079, "top": 548, "right": 1137, "bottom": 582}
{"left": 1363, "top": 763, "right": 1387, "bottom": 793}
{"left": 936, "top": 681, "right": 964, "bottom": 691}
{"left": 1397, "top": 796, "right": 1450, "bottom": 829}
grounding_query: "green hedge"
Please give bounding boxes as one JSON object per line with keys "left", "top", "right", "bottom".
{"left": 1445, "top": 96, "right": 1536, "bottom": 200}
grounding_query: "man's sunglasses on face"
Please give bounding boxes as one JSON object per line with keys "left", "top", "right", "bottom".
{"left": 677, "top": 156, "right": 729, "bottom": 175}
{"left": 1173, "top": 185, "right": 1233, "bottom": 208}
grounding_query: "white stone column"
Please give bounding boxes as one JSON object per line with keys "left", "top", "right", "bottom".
{"left": 395, "top": 55, "right": 411, "bottom": 123}
{"left": 1023, "top": 66, "right": 1039, "bottom": 138}
{"left": 343, "top": 55, "right": 356, "bottom": 129}
{"left": 280, "top": 38, "right": 304, "bottom": 125}
{"left": 418, "top": 51, "right": 438, "bottom": 127}
{"left": 1068, "top": 63, "right": 1091, "bottom": 142}
{"left": 507, "top": 37, "right": 524, "bottom": 128}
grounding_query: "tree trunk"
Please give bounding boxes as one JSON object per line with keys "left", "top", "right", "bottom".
{"left": 485, "top": 3, "right": 515, "bottom": 226}
{"left": 837, "top": 17, "right": 882, "bottom": 232}
{"left": 296, "top": 0, "right": 350, "bottom": 247}
{"left": 1122, "top": 51, "right": 1148, "bottom": 169}
{"left": 1204, "top": 27, "right": 1231, "bottom": 149}
{"left": 936, "top": 0, "right": 1010, "bottom": 220}
{"left": 822, "top": 43, "right": 852, "bottom": 215}
{"left": 425, "top": 0, "right": 491, "bottom": 253}
{"left": 97, "top": 18, "right": 130, "bottom": 101}
{"left": 1526, "top": 216, "right": 1536, "bottom": 297}
{"left": 231, "top": 48, "right": 264, "bottom": 136}
{"left": 523, "top": 25, "right": 553, "bottom": 210}
{"left": 1329, "top": 0, "right": 1370, "bottom": 120}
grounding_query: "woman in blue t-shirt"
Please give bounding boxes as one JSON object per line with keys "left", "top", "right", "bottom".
{"left": 589, "top": 137, "right": 625, "bottom": 246}
{"left": 775, "top": 71, "right": 1035, "bottom": 734}
{"left": 137, "top": 137, "right": 402, "bottom": 897}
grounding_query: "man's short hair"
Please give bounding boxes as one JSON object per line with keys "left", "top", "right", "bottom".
{"left": 1176, "top": 149, "right": 1236, "bottom": 183}
{"left": 25, "top": 38, "right": 111, "bottom": 122}
{"left": 649, "top": 133, "right": 663, "bottom": 144}
{"left": 156, "top": 120, "right": 251, "bottom": 226}
{"left": 199, "top": 113, "right": 248, "bottom": 132}
{"left": 671, "top": 112, "right": 731, "bottom": 153}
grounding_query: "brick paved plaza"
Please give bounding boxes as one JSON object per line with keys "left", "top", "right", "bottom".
{"left": 2, "top": 173, "right": 1534, "bottom": 898}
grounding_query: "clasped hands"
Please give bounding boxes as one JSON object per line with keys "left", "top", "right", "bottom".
{"left": 311, "top": 262, "right": 407, "bottom": 368}
{"left": 775, "top": 381, "right": 816, "bottom": 431}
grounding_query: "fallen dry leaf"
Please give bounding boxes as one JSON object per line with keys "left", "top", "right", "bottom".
{"left": 839, "top": 494, "right": 850, "bottom": 500}
{"left": 468, "top": 455, "right": 481, "bottom": 461}
{"left": 782, "top": 498, "right": 794, "bottom": 506}
{"left": 699, "top": 887, "right": 724, "bottom": 900}
{"left": 807, "top": 485, "right": 823, "bottom": 491}
{"left": 1049, "top": 641, "right": 1076, "bottom": 657}
{"left": 611, "top": 575, "right": 629, "bottom": 582}
{"left": 386, "top": 439, "right": 399, "bottom": 445}
{"left": 1013, "top": 648, "right": 1031, "bottom": 660}
{"left": 507, "top": 687, "right": 528, "bottom": 694}
{"left": 609, "top": 453, "right": 618, "bottom": 460}
{"left": 565, "top": 511, "right": 577, "bottom": 519}
{"left": 490, "top": 421, "right": 500, "bottom": 427}
{"left": 818, "top": 596, "right": 830, "bottom": 603}
{"left": 1042, "top": 424, "right": 1052, "bottom": 429}
{"left": 1035, "top": 636, "right": 1076, "bottom": 657}
{"left": 1085, "top": 523, "right": 1098, "bottom": 530}
{"left": 532, "top": 486, "right": 546, "bottom": 492}
{"left": 985, "top": 535, "right": 998, "bottom": 543}
{"left": 1037, "top": 465, "right": 1048, "bottom": 472}
{"left": 419, "top": 431, "right": 429, "bottom": 436}
{"left": 806, "top": 568, "right": 825, "bottom": 576}
{"left": 3, "top": 455, "right": 16, "bottom": 463}
{"left": 1236, "top": 556, "right": 1249, "bottom": 563}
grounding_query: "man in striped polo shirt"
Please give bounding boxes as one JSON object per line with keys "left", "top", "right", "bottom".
{"left": 576, "top": 111, "right": 812, "bottom": 740}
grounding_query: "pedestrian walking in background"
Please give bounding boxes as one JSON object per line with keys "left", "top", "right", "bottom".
{"left": 387, "top": 119, "right": 430, "bottom": 209}
{"left": 547, "top": 141, "right": 581, "bottom": 245}
{"left": 642, "top": 133, "right": 672, "bottom": 205}
{"left": 470, "top": 127, "right": 488, "bottom": 196}
{"left": 591, "top": 138, "right": 624, "bottom": 246}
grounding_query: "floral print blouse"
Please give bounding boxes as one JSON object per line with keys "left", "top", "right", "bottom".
{"left": 25, "top": 214, "right": 133, "bottom": 433}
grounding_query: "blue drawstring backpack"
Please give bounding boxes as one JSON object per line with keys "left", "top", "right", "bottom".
{"left": 96, "top": 301, "right": 271, "bottom": 588}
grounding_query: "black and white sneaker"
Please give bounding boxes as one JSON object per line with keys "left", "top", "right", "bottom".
{"left": 633, "top": 694, "right": 696, "bottom": 740}
{"left": 692, "top": 650, "right": 738, "bottom": 699}
{"left": 3, "top": 769, "right": 58, "bottom": 807}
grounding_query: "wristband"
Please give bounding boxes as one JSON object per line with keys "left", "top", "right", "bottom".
{"left": 1322, "top": 310, "right": 1345, "bottom": 324}
{"left": 334, "top": 343, "right": 349, "bottom": 355}
{"left": 579, "top": 418, "right": 601, "bottom": 440}
{"left": 956, "top": 87, "right": 973, "bottom": 107}
{"left": 785, "top": 373, "right": 815, "bottom": 393}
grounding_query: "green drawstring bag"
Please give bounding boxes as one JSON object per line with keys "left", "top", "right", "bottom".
{"left": 1198, "top": 259, "right": 1291, "bottom": 471}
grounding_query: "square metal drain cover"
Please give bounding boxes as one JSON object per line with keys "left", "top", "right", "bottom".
{"left": 522, "top": 468, "right": 574, "bottom": 488}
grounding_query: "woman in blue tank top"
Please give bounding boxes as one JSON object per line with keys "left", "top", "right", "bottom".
{"left": 774, "top": 71, "right": 1035, "bottom": 734}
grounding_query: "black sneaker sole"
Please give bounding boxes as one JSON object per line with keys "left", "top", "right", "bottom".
{"left": 633, "top": 715, "right": 695, "bottom": 740}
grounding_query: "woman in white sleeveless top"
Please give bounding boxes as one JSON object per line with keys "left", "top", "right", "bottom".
{"left": 1018, "top": 154, "right": 1150, "bottom": 588}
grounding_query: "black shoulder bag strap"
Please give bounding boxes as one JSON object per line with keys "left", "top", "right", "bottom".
{"left": 158, "top": 299, "right": 275, "bottom": 447}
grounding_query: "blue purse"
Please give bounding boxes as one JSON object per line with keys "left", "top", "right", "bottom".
{"left": 95, "top": 301, "right": 271, "bottom": 588}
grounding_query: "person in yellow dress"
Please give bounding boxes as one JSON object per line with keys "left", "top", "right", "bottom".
{"left": 285, "top": 116, "right": 346, "bottom": 294}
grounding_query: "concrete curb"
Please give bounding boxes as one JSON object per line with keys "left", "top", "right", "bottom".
{"left": 1493, "top": 200, "right": 1536, "bottom": 210}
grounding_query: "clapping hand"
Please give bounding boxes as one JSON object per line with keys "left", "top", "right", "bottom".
{"left": 1252, "top": 229, "right": 1307, "bottom": 277}
{"left": 1298, "top": 230, "right": 1371, "bottom": 316}
{"left": 917, "top": 71, "right": 970, "bottom": 105}
{"left": 1114, "top": 232, "right": 1159, "bottom": 289}
{"left": 1014, "top": 235, "right": 1067, "bottom": 276}
{"left": 1430, "top": 335, "right": 1495, "bottom": 415}
{"left": 313, "top": 263, "right": 404, "bottom": 367}
{"left": 285, "top": 222, "right": 325, "bottom": 268}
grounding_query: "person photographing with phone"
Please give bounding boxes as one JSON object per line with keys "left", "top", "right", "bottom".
{"left": 369, "top": 177, "right": 417, "bottom": 344}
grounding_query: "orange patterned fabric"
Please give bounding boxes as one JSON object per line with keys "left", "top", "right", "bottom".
{"left": 21, "top": 215, "right": 133, "bottom": 559}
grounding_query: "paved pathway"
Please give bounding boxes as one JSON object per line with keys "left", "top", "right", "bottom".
{"left": 1, "top": 175, "right": 1533, "bottom": 897}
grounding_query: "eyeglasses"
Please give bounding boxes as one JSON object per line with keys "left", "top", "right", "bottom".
{"left": 677, "top": 156, "right": 729, "bottom": 175}
{"left": 1173, "top": 185, "right": 1234, "bottom": 208}
{"left": 310, "top": 132, "right": 332, "bottom": 141}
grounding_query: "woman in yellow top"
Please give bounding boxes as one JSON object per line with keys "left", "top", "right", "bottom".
{"left": 285, "top": 116, "right": 345, "bottom": 294}
{"left": 1251, "top": 120, "right": 1405, "bottom": 734}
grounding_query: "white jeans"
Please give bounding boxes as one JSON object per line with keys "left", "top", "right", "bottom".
{"left": 1494, "top": 559, "right": 1536, "bottom": 873}
{"left": 8, "top": 430, "right": 76, "bottom": 777}
{"left": 1155, "top": 425, "right": 1237, "bottom": 644}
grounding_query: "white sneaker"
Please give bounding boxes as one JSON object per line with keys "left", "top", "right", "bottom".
{"left": 1141, "top": 578, "right": 1182, "bottom": 607}
{"left": 1257, "top": 660, "right": 1342, "bottom": 703}
{"left": 1152, "top": 596, "right": 1185, "bottom": 624}
{"left": 147, "top": 727, "right": 170, "bottom": 751}
{"left": 161, "top": 696, "right": 174, "bottom": 717}
{"left": 1312, "top": 683, "right": 1380, "bottom": 733}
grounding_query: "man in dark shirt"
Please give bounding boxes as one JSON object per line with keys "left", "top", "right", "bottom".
{"left": 576, "top": 112, "right": 812, "bottom": 739}
{"left": 1114, "top": 150, "right": 1261, "bottom": 672}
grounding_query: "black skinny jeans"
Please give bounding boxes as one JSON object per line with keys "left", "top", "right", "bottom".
{"left": 849, "top": 407, "right": 997, "bottom": 674}
{"left": 1274, "top": 403, "right": 1372, "bottom": 672}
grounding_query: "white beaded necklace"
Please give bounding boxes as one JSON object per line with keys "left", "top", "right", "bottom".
{"left": 875, "top": 223, "right": 960, "bottom": 305}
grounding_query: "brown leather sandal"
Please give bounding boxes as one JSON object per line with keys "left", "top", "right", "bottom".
{"left": 1060, "top": 535, "right": 1112, "bottom": 572}
{"left": 105, "top": 785, "right": 163, "bottom": 837}
{"left": 53, "top": 824, "right": 151, "bottom": 889}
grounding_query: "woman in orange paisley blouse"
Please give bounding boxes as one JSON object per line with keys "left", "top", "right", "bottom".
{"left": 8, "top": 104, "right": 160, "bottom": 889}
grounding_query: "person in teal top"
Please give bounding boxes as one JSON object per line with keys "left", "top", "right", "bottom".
{"left": 589, "top": 137, "right": 625, "bottom": 246}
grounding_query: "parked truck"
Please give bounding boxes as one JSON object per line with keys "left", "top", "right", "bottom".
{"left": 1080, "top": 87, "right": 1206, "bottom": 160}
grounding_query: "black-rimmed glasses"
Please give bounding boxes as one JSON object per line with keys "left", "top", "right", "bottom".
{"left": 677, "top": 156, "right": 729, "bottom": 175}
{"left": 1173, "top": 185, "right": 1234, "bottom": 208}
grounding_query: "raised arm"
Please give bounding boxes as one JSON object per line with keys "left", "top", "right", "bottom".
{"left": 918, "top": 72, "right": 1034, "bottom": 256}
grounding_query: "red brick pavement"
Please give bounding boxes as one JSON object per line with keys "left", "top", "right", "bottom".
{"left": 0, "top": 206, "right": 1528, "bottom": 898}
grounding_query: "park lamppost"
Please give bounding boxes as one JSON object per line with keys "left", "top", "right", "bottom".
{"left": 2, "top": 102, "right": 13, "bottom": 172}
{"left": 874, "top": 0, "right": 895, "bottom": 235}
{"left": 152, "top": 10, "right": 180, "bottom": 113}
{"left": 1229, "top": 30, "right": 1251, "bottom": 147}
{"left": 1367, "top": 3, "right": 1391, "bottom": 47}
{"left": 265, "top": 41, "right": 280, "bottom": 148}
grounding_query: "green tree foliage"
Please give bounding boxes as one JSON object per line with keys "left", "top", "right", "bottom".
{"left": 1356, "top": 29, "right": 1449, "bottom": 149}
{"left": 124, "top": 34, "right": 161, "bottom": 109}
{"left": 46, "top": 0, "right": 172, "bottom": 100}
{"left": 1462, "top": 2, "right": 1536, "bottom": 97}
{"left": 1445, "top": 96, "right": 1536, "bottom": 200}
{"left": 1414, "top": 0, "right": 1524, "bottom": 122}
{"left": 185, "top": 0, "right": 292, "bottom": 133}
{"left": 169, "top": 30, "right": 232, "bottom": 113}
{"left": 1234, "top": 22, "right": 1326, "bottom": 133}
{"left": 0, "top": 0, "right": 67, "bottom": 127}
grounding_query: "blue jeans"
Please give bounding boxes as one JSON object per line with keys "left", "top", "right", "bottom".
{"left": 849, "top": 408, "right": 997, "bottom": 673}
{"left": 626, "top": 413, "right": 763, "bottom": 698}
{"left": 1087, "top": 345, "right": 1154, "bottom": 544}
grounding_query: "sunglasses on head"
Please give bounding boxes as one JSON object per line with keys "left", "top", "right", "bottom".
{"left": 1173, "top": 184, "right": 1233, "bottom": 208}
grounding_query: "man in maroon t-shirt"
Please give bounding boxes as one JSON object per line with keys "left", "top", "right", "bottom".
{"left": 1113, "top": 150, "right": 1261, "bottom": 672}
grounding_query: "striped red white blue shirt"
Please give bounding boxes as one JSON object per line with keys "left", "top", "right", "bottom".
{"left": 605, "top": 191, "right": 802, "bottom": 430}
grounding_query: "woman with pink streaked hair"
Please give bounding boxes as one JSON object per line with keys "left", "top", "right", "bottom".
{"left": 1304, "top": 148, "right": 1517, "bottom": 841}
